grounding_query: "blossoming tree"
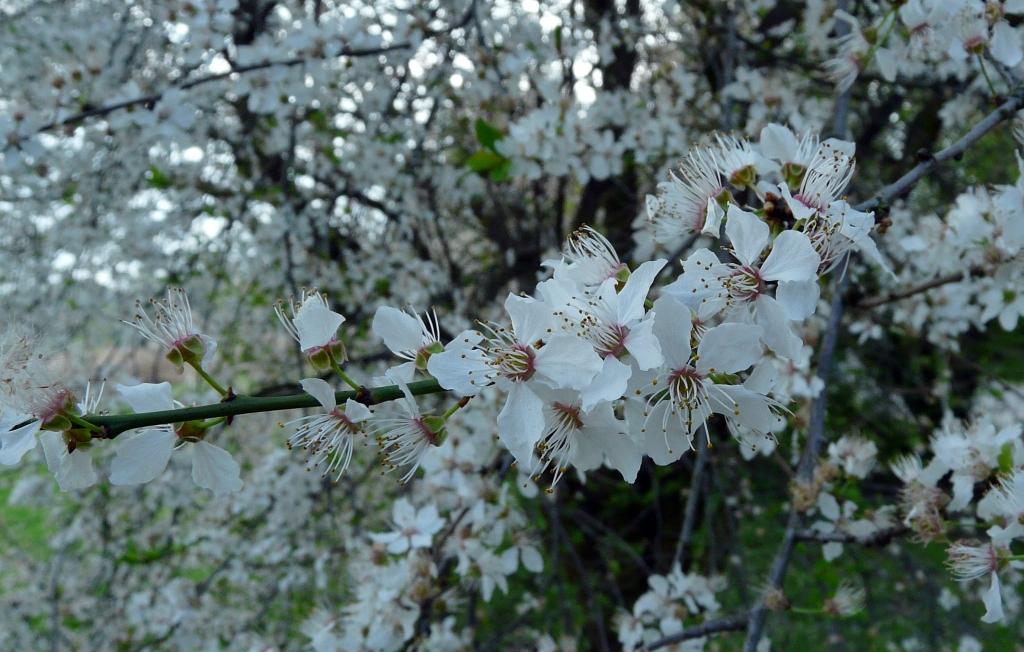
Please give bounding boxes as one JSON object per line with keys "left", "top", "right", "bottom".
{"left": 1, "top": 0, "right": 1023, "bottom": 649}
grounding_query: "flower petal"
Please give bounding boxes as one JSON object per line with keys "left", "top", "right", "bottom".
{"left": 190, "top": 440, "right": 243, "bottom": 495}
{"left": 725, "top": 205, "right": 769, "bottom": 267}
{"left": 372, "top": 306, "right": 424, "bottom": 354}
{"left": 497, "top": 383, "right": 544, "bottom": 468}
{"left": 300, "top": 377, "right": 337, "bottom": 412}
{"left": 760, "top": 230, "right": 820, "bottom": 282}
{"left": 117, "top": 382, "right": 175, "bottom": 413}
{"left": 110, "top": 428, "right": 176, "bottom": 485}
{"left": 696, "top": 323, "right": 763, "bottom": 374}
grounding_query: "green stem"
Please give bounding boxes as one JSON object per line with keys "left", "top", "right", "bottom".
{"left": 63, "top": 412, "right": 101, "bottom": 433}
{"left": 329, "top": 359, "right": 362, "bottom": 391}
{"left": 187, "top": 360, "right": 229, "bottom": 397}
{"left": 84, "top": 378, "right": 446, "bottom": 438}
{"left": 441, "top": 396, "right": 471, "bottom": 421}
{"left": 789, "top": 606, "right": 820, "bottom": 615}
{"left": 978, "top": 54, "right": 998, "bottom": 97}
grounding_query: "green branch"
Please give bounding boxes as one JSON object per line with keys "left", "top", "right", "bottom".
{"left": 85, "top": 378, "right": 446, "bottom": 438}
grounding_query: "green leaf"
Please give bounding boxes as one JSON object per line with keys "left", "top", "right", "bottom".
{"left": 465, "top": 149, "right": 506, "bottom": 173}
{"left": 488, "top": 159, "right": 512, "bottom": 182}
{"left": 474, "top": 118, "right": 503, "bottom": 151}
{"left": 999, "top": 442, "right": 1014, "bottom": 473}
{"left": 146, "top": 165, "right": 172, "bottom": 190}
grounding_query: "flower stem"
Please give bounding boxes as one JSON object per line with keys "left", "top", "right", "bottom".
{"left": 329, "top": 357, "right": 362, "bottom": 391}
{"left": 441, "top": 396, "right": 472, "bottom": 421}
{"left": 187, "top": 360, "right": 229, "bottom": 397}
{"left": 63, "top": 412, "right": 101, "bottom": 433}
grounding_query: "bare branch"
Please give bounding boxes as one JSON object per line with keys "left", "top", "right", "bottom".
{"left": 645, "top": 612, "right": 750, "bottom": 650}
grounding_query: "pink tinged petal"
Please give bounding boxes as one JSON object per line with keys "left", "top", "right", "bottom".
{"left": 724, "top": 205, "right": 769, "bottom": 267}
{"left": 617, "top": 259, "right": 667, "bottom": 324}
{"left": 534, "top": 334, "right": 602, "bottom": 390}
{"left": 294, "top": 296, "right": 345, "bottom": 352}
{"left": 651, "top": 295, "right": 693, "bottom": 369}
{"left": 300, "top": 377, "right": 336, "bottom": 412}
{"left": 343, "top": 398, "right": 372, "bottom": 422}
{"left": 427, "top": 330, "right": 488, "bottom": 396}
{"left": 991, "top": 22, "right": 1023, "bottom": 68}
{"left": 623, "top": 316, "right": 663, "bottom": 370}
{"left": 497, "top": 383, "right": 545, "bottom": 467}
{"left": 775, "top": 280, "right": 820, "bottom": 320}
{"left": 504, "top": 294, "right": 555, "bottom": 345}
{"left": 110, "top": 428, "right": 176, "bottom": 485}
{"left": 981, "top": 572, "right": 1005, "bottom": 624}
{"left": 190, "top": 440, "right": 243, "bottom": 495}
{"left": 779, "top": 183, "right": 816, "bottom": 221}
{"left": 760, "top": 230, "right": 820, "bottom": 282}
{"left": 117, "top": 382, "right": 175, "bottom": 413}
{"left": 755, "top": 295, "right": 802, "bottom": 359}
{"left": 372, "top": 306, "right": 423, "bottom": 354}
{"left": 696, "top": 323, "right": 763, "bottom": 375}
{"left": 759, "top": 123, "right": 799, "bottom": 162}
{"left": 0, "top": 419, "right": 40, "bottom": 465}
{"left": 580, "top": 356, "right": 632, "bottom": 411}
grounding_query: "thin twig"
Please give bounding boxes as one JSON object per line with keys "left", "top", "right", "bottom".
{"left": 644, "top": 612, "right": 750, "bottom": 650}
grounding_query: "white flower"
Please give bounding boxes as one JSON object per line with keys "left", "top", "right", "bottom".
{"left": 369, "top": 498, "right": 445, "bottom": 554}
{"left": 286, "top": 378, "right": 372, "bottom": 479}
{"left": 547, "top": 226, "right": 629, "bottom": 287}
{"left": 946, "top": 541, "right": 1005, "bottom": 623}
{"left": 372, "top": 306, "right": 443, "bottom": 381}
{"left": 758, "top": 124, "right": 819, "bottom": 170}
{"left": 827, "top": 434, "right": 878, "bottom": 478}
{"left": 109, "top": 382, "right": 243, "bottom": 495}
{"left": 538, "top": 258, "right": 666, "bottom": 410}
{"left": 631, "top": 296, "right": 780, "bottom": 464}
{"left": 275, "top": 289, "right": 345, "bottom": 354}
{"left": 647, "top": 145, "right": 727, "bottom": 243}
{"left": 0, "top": 333, "right": 75, "bottom": 429}
{"left": 370, "top": 376, "right": 440, "bottom": 483}
{"left": 428, "top": 294, "right": 602, "bottom": 466}
{"left": 824, "top": 581, "right": 865, "bottom": 616}
{"left": 40, "top": 430, "right": 97, "bottom": 491}
{"left": 124, "top": 288, "right": 216, "bottom": 369}
{"left": 666, "top": 206, "right": 821, "bottom": 358}
{"left": 529, "top": 388, "right": 641, "bottom": 486}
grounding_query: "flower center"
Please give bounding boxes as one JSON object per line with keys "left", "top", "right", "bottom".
{"left": 725, "top": 265, "right": 764, "bottom": 302}
{"left": 493, "top": 343, "right": 536, "bottom": 382}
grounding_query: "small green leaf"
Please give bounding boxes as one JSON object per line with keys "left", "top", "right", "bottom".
{"left": 146, "top": 165, "right": 172, "bottom": 190}
{"left": 474, "top": 118, "right": 503, "bottom": 151}
{"left": 466, "top": 149, "right": 506, "bottom": 173}
{"left": 999, "top": 442, "right": 1014, "bottom": 473}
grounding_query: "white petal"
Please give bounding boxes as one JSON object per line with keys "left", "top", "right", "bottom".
{"left": 0, "top": 419, "right": 40, "bottom": 465}
{"left": 991, "top": 22, "right": 1023, "bottom": 68}
{"left": 623, "top": 316, "right": 663, "bottom": 370}
{"left": 497, "top": 383, "right": 544, "bottom": 467}
{"left": 587, "top": 406, "right": 641, "bottom": 483}
{"left": 372, "top": 306, "right": 423, "bottom": 354}
{"left": 294, "top": 295, "right": 344, "bottom": 352}
{"left": 755, "top": 296, "right": 802, "bottom": 359}
{"left": 57, "top": 450, "right": 97, "bottom": 492}
{"left": 725, "top": 205, "right": 769, "bottom": 267}
{"left": 822, "top": 541, "right": 844, "bottom": 561}
{"left": 190, "top": 440, "right": 243, "bottom": 495}
{"left": 651, "top": 295, "right": 693, "bottom": 369}
{"left": 759, "top": 123, "right": 798, "bottom": 162}
{"left": 300, "top": 377, "right": 336, "bottom": 411}
{"left": 617, "top": 259, "right": 667, "bottom": 324}
{"left": 696, "top": 323, "right": 763, "bottom": 374}
{"left": 818, "top": 492, "right": 841, "bottom": 520}
{"left": 981, "top": 572, "right": 1005, "bottom": 624}
{"left": 117, "top": 382, "right": 175, "bottom": 413}
{"left": 580, "top": 356, "right": 632, "bottom": 411}
{"left": 534, "top": 335, "right": 602, "bottom": 390}
{"left": 427, "top": 330, "right": 488, "bottom": 396}
{"left": 505, "top": 294, "right": 555, "bottom": 346}
{"left": 775, "top": 280, "right": 820, "bottom": 320}
{"left": 521, "top": 546, "right": 544, "bottom": 573}
{"left": 760, "top": 230, "right": 820, "bottom": 282}
{"left": 343, "top": 398, "right": 372, "bottom": 423}
{"left": 110, "top": 428, "right": 176, "bottom": 485}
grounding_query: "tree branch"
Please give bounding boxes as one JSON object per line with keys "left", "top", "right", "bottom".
{"left": 645, "top": 612, "right": 750, "bottom": 650}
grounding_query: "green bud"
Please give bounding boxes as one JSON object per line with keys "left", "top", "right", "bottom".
{"left": 729, "top": 165, "right": 757, "bottom": 189}
{"left": 329, "top": 340, "right": 347, "bottom": 364}
{"left": 307, "top": 347, "right": 332, "bottom": 371}
{"left": 614, "top": 266, "right": 631, "bottom": 283}
{"left": 68, "top": 428, "right": 92, "bottom": 444}
{"left": 782, "top": 163, "right": 805, "bottom": 189}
